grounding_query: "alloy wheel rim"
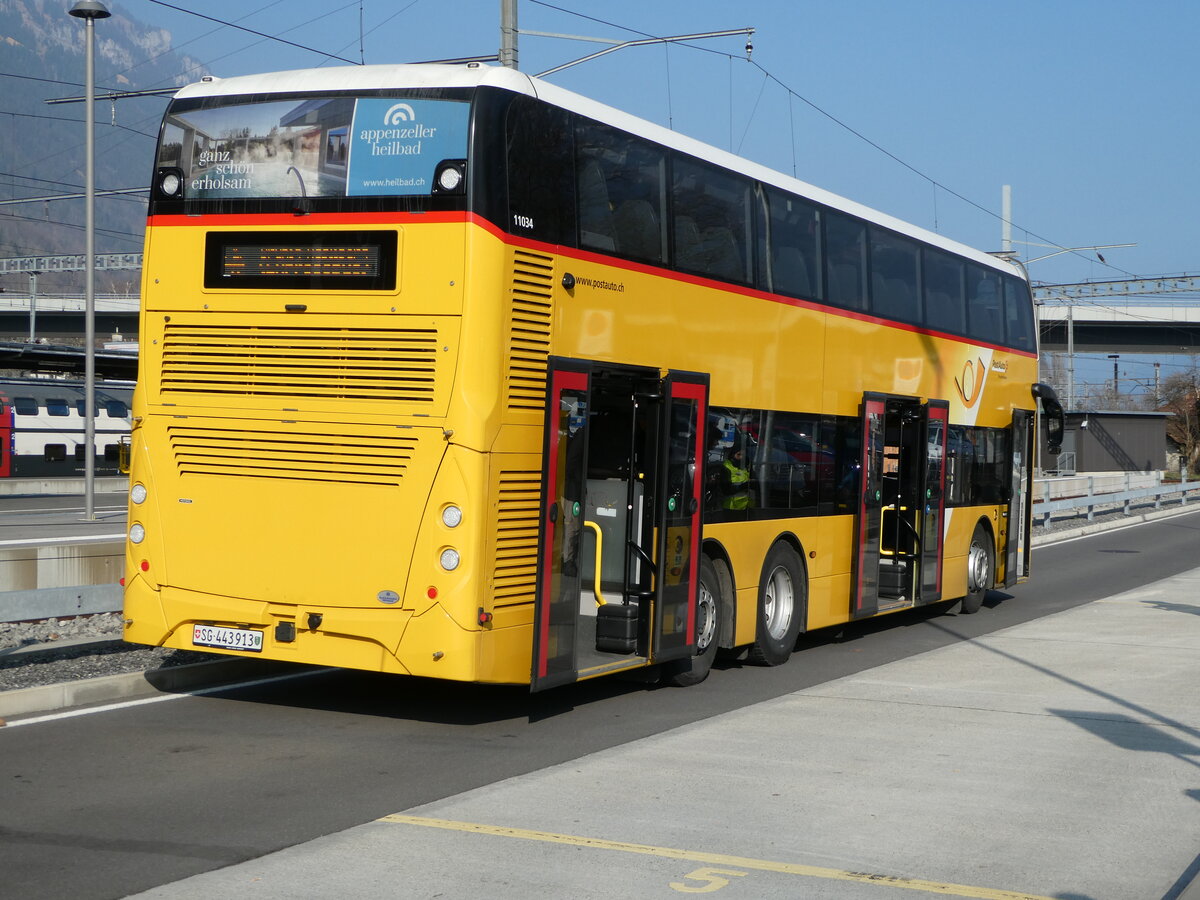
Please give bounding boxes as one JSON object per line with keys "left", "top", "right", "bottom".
{"left": 969, "top": 540, "right": 989, "bottom": 592}
{"left": 696, "top": 582, "right": 717, "bottom": 652}
{"left": 764, "top": 566, "right": 794, "bottom": 641}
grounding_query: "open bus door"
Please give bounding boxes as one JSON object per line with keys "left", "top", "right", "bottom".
{"left": 1004, "top": 408, "right": 1034, "bottom": 585}
{"left": 853, "top": 394, "right": 949, "bottom": 617}
{"left": 531, "top": 358, "right": 708, "bottom": 692}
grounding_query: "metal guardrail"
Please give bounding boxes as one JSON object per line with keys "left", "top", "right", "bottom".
{"left": 3, "top": 479, "right": 1197, "bottom": 625}
{"left": 1033, "top": 477, "right": 1199, "bottom": 526}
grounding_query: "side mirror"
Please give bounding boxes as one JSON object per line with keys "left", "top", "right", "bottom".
{"left": 1032, "top": 383, "right": 1065, "bottom": 455}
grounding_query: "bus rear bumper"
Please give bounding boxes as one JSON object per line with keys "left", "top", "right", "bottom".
{"left": 122, "top": 579, "right": 533, "bottom": 685}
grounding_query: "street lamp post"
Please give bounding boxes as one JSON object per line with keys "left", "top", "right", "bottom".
{"left": 68, "top": 0, "right": 110, "bottom": 522}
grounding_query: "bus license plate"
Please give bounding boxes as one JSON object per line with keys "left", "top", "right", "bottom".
{"left": 192, "top": 624, "right": 264, "bottom": 653}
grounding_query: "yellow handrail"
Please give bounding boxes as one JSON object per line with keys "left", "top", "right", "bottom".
{"left": 582, "top": 520, "right": 605, "bottom": 607}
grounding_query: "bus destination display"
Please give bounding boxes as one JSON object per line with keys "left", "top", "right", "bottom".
{"left": 222, "top": 243, "right": 381, "bottom": 278}
{"left": 204, "top": 230, "right": 397, "bottom": 290}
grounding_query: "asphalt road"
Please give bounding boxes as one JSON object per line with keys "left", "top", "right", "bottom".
{"left": 1, "top": 509, "right": 1198, "bottom": 900}
{"left": 0, "top": 490, "right": 127, "bottom": 544}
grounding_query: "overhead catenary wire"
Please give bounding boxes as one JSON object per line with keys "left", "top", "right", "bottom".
{"left": 143, "top": 0, "right": 362, "bottom": 66}
{"left": 525, "top": 0, "right": 1139, "bottom": 280}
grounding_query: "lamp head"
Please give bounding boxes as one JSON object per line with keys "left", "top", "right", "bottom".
{"left": 69, "top": 1, "right": 111, "bottom": 19}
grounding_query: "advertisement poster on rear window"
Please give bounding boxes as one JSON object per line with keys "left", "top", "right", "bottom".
{"left": 159, "top": 95, "right": 469, "bottom": 199}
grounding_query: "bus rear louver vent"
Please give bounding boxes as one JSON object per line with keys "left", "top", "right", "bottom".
{"left": 491, "top": 470, "right": 542, "bottom": 609}
{"left": 160, "top": 323, "right": 439, "bottom": 403}
{"left": 505, "top": 250, "right": 553, "bottom": 411}
{"left": 168, "top": 424, "right": 417, "bottom": 486}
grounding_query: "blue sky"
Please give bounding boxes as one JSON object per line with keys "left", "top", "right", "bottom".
{"left": 102, "top": 0, "right": 1200, "bottom": 395}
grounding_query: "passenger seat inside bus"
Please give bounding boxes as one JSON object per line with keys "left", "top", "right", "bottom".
{"left": 675, "top": 215, "right": 704, "bottom": 270}
{"left": 613, "top": 198, "right": 662, "bottom": 262}
{"left": 699, "top": 227, "right": 742, "bottom": 282}
{"left": 578, "top": 160, "right": 616, "bottom": 251}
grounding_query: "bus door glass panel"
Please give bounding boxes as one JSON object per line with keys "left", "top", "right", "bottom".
{"left": 652, "top": 373, "right": 708, "bottom": 664}
{"left": 1006, "top": 409, "right": 1033, "bottom": 585}
{"left": 532, "top": 363, "right": 590, "bottom": 692}
{"left": 854, "top": 396, "right": 887, "bottom": 617}
{"left": 920, "top": 401, "right": 949, "bottom": 602}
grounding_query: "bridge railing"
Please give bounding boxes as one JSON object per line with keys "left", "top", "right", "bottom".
{"left": 1032, "top": 473, "right": 1199, "bottom": 527}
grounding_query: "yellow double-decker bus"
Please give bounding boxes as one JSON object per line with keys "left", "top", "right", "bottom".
{"left": 124, "top": 63, "right": 1063, "bottom": 691}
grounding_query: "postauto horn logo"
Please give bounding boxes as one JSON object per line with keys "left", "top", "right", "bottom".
{"left": 384, "top": 103, "right": 417, "bottom": 124}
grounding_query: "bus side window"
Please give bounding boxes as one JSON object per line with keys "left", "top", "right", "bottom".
{"left": 577, "top": 119, "right": 666, "bottom": 265}
{"left": 923, "top": 248, "right": 965, "bottom": 335}
{"left": 870, "top": 228, "right": 921, "bottom": 324}
{"left": 577, "top": 159, "right": 615, "bottom": 251}
{"left": 824, "top": 212, "right": 867, "bottom": 311}
{"left": 966, "top": 265, "right": 1003, "bottom": 342}
{"left": 672, "top": 156, "right": 752, "bottom": 285}
{"left": 1004, "top": 276, "right": 1036, "bottom": 352}
{"left": 763, "top": 186, "right": 821, "bottom": 300}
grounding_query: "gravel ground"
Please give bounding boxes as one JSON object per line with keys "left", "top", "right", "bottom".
{"left": 0, "top": 499, "right": 1191, "bottom": 695}
{"left": 0, "top": 612, "right": 214, "bottom": 693}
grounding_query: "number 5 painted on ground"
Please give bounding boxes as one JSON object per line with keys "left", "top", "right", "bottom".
{"left": 670, "top": 866, "right": 748, "bottom": 893}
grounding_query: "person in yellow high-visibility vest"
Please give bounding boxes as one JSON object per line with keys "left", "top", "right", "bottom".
{"left": 719, "top": 446, "right": 751, "bottom": 510}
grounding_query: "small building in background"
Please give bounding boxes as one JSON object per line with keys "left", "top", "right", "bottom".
{"left": 1043, "top": 410, "right": 1171, "bottom": 475}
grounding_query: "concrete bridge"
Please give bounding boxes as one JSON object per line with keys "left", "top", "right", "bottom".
{"left": 1035, "top": 275, "right": 1200, "bottom": 353}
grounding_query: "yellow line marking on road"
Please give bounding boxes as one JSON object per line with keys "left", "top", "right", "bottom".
{"left": 380, "top": 814, "right": 1054, "bottom": 899}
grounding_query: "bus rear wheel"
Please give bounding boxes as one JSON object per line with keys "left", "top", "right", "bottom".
{"left": 666, "top": 556, "right": 721, "bottom": 687}
{"left": 960, "top": 524, "right": 994, "bottom": 615}
{"left": 747, "top": 543, "right": 805, "bottom": 666}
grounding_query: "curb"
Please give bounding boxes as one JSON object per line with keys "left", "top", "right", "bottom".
{"left": 0, "top": 657, "right": 309, "bottom": 722}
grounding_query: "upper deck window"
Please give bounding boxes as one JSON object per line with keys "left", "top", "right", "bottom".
{"left": 157, "top": 93, "right": 469, "bottom": 202}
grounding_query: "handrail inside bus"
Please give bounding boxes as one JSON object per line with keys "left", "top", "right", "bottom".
{"left": 582, "top": 521, "right": 605, "bottom": 607}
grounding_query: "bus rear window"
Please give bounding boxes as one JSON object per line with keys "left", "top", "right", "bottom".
{"left": 159, "top": 94, "right": 469, "bottom": 201}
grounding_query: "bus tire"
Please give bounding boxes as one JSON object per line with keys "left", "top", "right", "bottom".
{"left": 747, "top": 543, "right": 805, "bottom": 666}
{"left": 961, "top": 523, "right": 994, "bottom": 615}
{"left": 665, "top": 555, "right": 721, "bottom": 687}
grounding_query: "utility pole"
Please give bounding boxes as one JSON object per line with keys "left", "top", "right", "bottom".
{"left": 1001, "top": 185, "right": 1012, "bottom": 254}
{"left": 69, "top": 0, "right": 110, "bottom": 522}
{"left": 27, "top": 270, "right": 39, "bottom": 343}
{"left": 500, "top": 0, "right": 518, "bottom": 69}
{"left": 1066, "top": 304, "right": 1074, "bottom": 410}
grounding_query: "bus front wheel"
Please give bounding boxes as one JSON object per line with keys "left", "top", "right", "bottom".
{"left": 961, "top": 524, "right": 994, "bottom": 615}
{"left": 665, "top": 556, "right": 721, "bottom": 687}
{"left": 747, "top": 543, "right": 805, "bottom": 666}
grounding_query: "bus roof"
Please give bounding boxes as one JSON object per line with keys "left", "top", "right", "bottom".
{"left": 173, "top": 63, "right": 1021, "bottom": 278}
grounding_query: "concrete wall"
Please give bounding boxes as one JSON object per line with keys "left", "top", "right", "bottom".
{"left": 0, "top": 539, "right": 123, "bottom": 623}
